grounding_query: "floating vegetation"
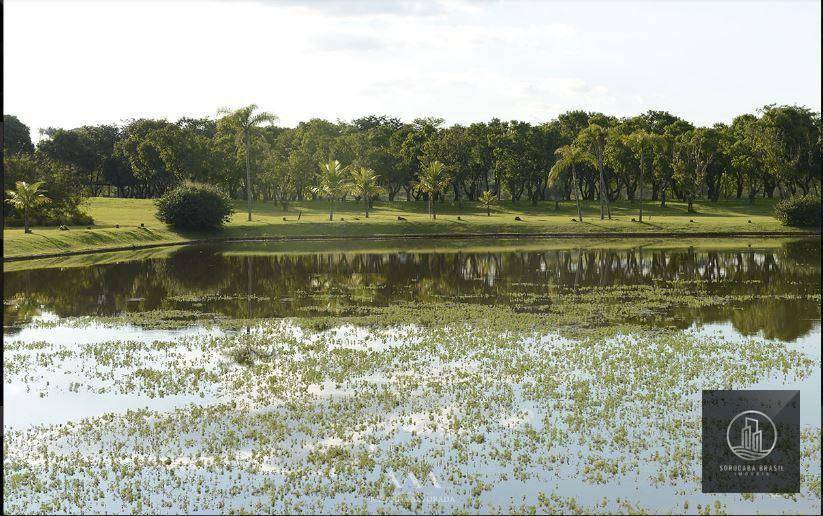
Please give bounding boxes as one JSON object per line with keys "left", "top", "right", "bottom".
{"left": 2, "top": 240, "right": 821, "bottom": 513}
{"left": 3, "top": 315, "right": 820, "bottom": 513}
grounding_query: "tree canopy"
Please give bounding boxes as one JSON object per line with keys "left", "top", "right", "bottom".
{"left": 4, "top": 104, "right": 819, "bottom": 211}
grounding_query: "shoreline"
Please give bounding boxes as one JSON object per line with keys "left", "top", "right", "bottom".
{"left": 3, "top": 230, "right": 819, "bottom": 263}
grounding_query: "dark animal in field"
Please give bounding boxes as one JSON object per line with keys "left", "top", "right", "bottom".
{"left": 689, "top": 219, "right": 694, "bottom": 223}
{"left": 457, "top": 216, "right": 462, "bottom": 221}
{"left": 397, "top": 216, "right": 407, "bottom": 221}
{"left": 514, "top": 216, "right": 523, "bottom": 221}
{"left": 115, "top": 224, "right": 119, "bottom": 228}
{"left": 59, "top": 225, "right": 69, "bottom": 231}
{"left": 631, "top": 218, "right": 636, "bottom": 222}
{"left": 282, "top": 217, "right": 287, "bottom": 221}
{"left": 748, "top": 220, "right": 752, "bottom": 223}
{"left": 140, "top": 223, "right": 145, "bottom": 227}
{"left": 571, "top": 218, "right": 577, "bottom": 222}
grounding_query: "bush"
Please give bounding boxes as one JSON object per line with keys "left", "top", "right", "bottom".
{"left": 773, "top": 195, "right": 821, "bottom": 228}
{"left": 155, "top": 183, "right": 234, "bottom": 230}
{"left": 6, "top": 208, "right": 94, "bottom": 227}
{"left": 3, "top": 154, "right": 94, "bottom": 227}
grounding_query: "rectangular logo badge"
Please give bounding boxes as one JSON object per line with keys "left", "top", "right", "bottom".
{"left": 702, "top": 389, "right": 800, "bottom": 493}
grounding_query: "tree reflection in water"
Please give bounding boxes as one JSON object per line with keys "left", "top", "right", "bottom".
{"left": 4, "top": 239, "right": 819, "bottom": 341}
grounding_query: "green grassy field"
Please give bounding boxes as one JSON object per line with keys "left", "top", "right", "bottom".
{"left": 2, "top": 196, "right": 813, "bottom": 259}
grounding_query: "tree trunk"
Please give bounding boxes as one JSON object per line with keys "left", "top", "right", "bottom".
{"left": 24, "top": 206, "right": 30, "bottom": 233}
{"left": 329, "top": 199, "right": 334, "bottom": 221}
{"left": 244, "top": 134, "right": 253, "bottom": 222}
{"left": 364, "top": 196, "right": 369, "bottom": 218}
{"left": 639, "top": 148, "right": 644, "bottom": 222}
{"left": 572, "top": 166, "right": 583, "bottom": 222}
{"left": 660, "top": 183, "right": 667, "bottom": 208}
{"left": 597, "top": 140, "right": 612, "bottom": 220}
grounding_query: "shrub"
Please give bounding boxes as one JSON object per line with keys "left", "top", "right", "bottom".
{"left": 155, "top": 183, "right": 234, "bottom": 230}
{"left": 773, "top": 195, "right": 821, "bottom": 228}
{"left": 3, "top": 154, "right": 94, "bottom": 227}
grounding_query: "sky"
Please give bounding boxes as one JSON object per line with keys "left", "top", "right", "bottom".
{"left": 3, "top": 0, "right": 821, "bottom": 140}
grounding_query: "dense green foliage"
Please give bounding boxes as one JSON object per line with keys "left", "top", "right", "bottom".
{"left": 4, "top": 181, "right": 50, "bottom": 233}
{"left": 2, "top": 154, "right": 93, "bottom": 226}
{"left": 154, "top": 183, "right": 234, "bottom": 230}
{"left": 774, "top": 195, "right": 822, "bottom": 227}
{"left": 2, "top": 115, "right": 35, "bottom": 155}
{"left": 4, "top": 105, "right": 820, "bottom": 217}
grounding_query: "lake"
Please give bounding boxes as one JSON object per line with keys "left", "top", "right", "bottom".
{"left": 3, "top": 238, "right": 820, "bottom": 514}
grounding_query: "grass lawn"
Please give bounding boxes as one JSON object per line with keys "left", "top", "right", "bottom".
{"left": 2, "top": 196, "right": 813, "bottom": 259}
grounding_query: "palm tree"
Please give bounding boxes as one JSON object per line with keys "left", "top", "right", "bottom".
{"left": 577, "top": 124, "right": 612, "bottom": 220}
{"left": 477, "top": 190, "right": 497, "bottom": 216}
{"left": 413, "top": 161, "right": 452, "bottom": 220}
{"left": 349, "top": 166, "right": 384, "bottom": 218}
{"left": 316, "top": 160, "right": 351, "bottom": 220}
{"left": 5, "top": 181, "right": 50, "bottom": 233}
{"left": 217, "top": 105, "right": 278, "bottom": 221}
{"left": 548, "top": 145, "right": 595, "bottom": 222}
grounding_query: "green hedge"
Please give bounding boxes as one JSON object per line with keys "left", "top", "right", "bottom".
{"left": 155, "top": 183, "right": 234, "bottom": 230}
{"left": 773, "top": 195, "right": 821, "bottom": 227}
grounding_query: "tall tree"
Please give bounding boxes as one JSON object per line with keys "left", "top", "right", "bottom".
{"left": 424, "top": 125, "right": 473, "bottom": 205}
{"left": 656, "top": 120, "right": 694, "bottom": 207}
{"left": 397, "top": 118, "right": 443, "bottom": 201}
{"left": 36, "top": 127, "right": 108, "bottom": 195}
{"left": 627, "top": 130, "right": 657, "bottom": 222}
{"left": 726, "top": 114, "right": 765, "bottom": 203}
{"left": 758, "top": 104, "right": 820, "bottom": 197}
{"left": 604, "top": 123, "right": 640, "bottom": 201}
{"left": 549, "top": 145, "right": 595, "bottom": 222}
{"left": 3, "top": 115, "right": 35, "bottom": 155}
{"left": 217, "top": 105, "right": 278, "bottom": 221}
{"left": 673, "top": 128, "right": 718, "bottom": 212}
{"left": 577, "top": 123, "right": 612, "bottom": 219}
{"left": 115, "top": 119, "right": 177, "bottom": 197}
{"left": 261, "top": 131, "right": 299, "bottom": 210}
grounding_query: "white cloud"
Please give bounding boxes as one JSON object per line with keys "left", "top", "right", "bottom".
{"left": 273, "top": 0, "right": 458, "bottom": 18}
{"left": 3, "top": 0, "right": 820, "bottom": 141}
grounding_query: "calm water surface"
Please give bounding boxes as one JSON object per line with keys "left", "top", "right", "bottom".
{"left": 4, "top": 238, "right": 820, "bottom": 340}
{"left": 3, "top": 238, "right": 820, "bottom": 514}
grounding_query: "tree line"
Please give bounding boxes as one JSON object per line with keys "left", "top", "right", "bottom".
{"left": 3, "top": 104, "right": 820, "bottom": 218}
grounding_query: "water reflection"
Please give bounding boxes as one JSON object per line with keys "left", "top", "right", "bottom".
{"left": 4, "top": 239, "right": 820, "bottom": 341}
